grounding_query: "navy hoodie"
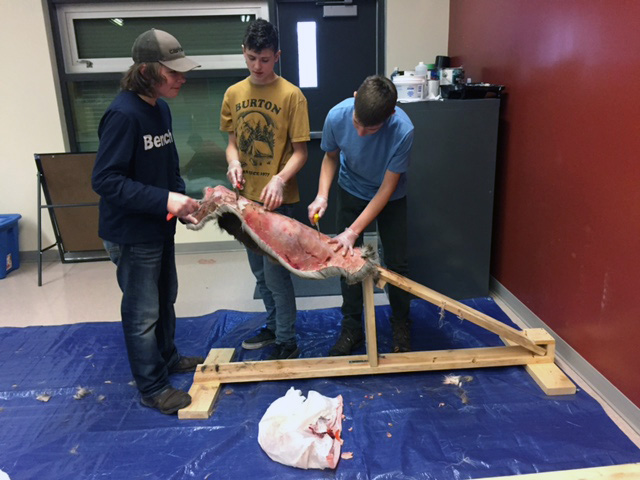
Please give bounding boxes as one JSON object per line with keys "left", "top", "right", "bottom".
{"left": 92, "top": 90, "right": 185, "bottom": 244}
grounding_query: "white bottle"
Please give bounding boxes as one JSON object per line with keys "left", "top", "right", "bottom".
{"left": 414, "top": 62, "right": 428, "bottom": 99}
{"left": 414, "top": 61, "right": 428, "bottom": 77}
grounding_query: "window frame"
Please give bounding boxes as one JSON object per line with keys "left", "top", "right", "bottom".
{"left": 57, "top": 1, "right": 269, "bottom": 74}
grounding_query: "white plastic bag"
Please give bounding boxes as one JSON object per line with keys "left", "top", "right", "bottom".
{"left": 258, "top": 387, "right": 343, "bottom": 469}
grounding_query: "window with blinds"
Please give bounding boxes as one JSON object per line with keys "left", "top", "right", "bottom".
{"left": 57, "top": 2, "right": 268, "bottom": 73}
{"left": 55, "top": 2, "right": 266, "bottom": 196}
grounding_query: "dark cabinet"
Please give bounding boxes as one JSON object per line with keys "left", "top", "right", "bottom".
{"left": 401, "top": 99, "right": 500, "bottom": 300}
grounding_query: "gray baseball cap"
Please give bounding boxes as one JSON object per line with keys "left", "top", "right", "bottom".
{"left": 132, "top": 29, "right": 200, "bottom": 72}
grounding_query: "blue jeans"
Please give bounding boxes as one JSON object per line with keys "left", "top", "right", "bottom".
{"left": 246, "top": 204, "right": 297, "bottom": 347}
{"left": 104, "top": 239, "right": 180, "bottom": 397}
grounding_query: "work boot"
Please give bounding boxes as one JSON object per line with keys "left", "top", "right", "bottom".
{"left": 266, "top": 343, "right": 300, "bottom": 360}
{"left": 392, "top": 322, "right": 411, "bottom": 353}
{"left": 169, "top": 355, "right": 205, "bottom": 374}
{"left": 140, "top": 387, "right": 191, "bottom": 415}
{"left": 242, "top": 328, "right": 276, "bottom": 350}
{"left": 328, "top": 330, "right": 364, "bottom": 356}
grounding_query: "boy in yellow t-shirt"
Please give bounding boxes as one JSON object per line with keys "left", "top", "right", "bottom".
{"left": 220, "top": 18, "right": 310, "bottom": 360}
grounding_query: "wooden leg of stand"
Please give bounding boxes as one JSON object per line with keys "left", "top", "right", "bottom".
{"left": 363, "top": 276, "right": 378, "bottom": 367}
{"left": 178, "top": 348, "right": 235, "bottom": 419}
{"left": 502, "top": 329, "right": 576, "bottom": 395}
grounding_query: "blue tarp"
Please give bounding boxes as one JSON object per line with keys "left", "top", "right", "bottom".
{"left": 0, "top": 298, "right": 639, "bottom": 479}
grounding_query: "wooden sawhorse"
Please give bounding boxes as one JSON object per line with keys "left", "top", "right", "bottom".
{"left": 179, "top": 267, "right": 575, "bottom": 419}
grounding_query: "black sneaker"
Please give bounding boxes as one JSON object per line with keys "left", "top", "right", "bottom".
{"left": 267, "top": 343, "right": 300, "bottom": 360}
{"left": 392, "top": 323, "right": 411, "bottom": 353}
{"left": 169, "top": 355, "right": 205, "bottom": 374}
{"left": 328, "top": 331, "right": 364, "bottom": 356}
{"left": 140, "top": 387, "right": 191, "bottom": 415}
{"left": 241, "top": 328, "right": 276, "bottom": 350}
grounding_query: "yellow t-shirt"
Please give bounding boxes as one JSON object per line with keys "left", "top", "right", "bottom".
{"left": 220, "top": 76, "right": 310, "bottom": 204}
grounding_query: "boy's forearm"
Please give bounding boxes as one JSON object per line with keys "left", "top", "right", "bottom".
{"left": 349, "top": 171, "right": 400, "bottom": 235}
{"left": 317, "top": 151, "right": 339, "bottom": 198}
{"left": 350, "top": 196, "right": 387, "bottom": 235}
{"left": 275, "top": 142, "right": 307, "bottom": 183}
{"left": 225, "top": 133, "right": 240, "bottom": 165}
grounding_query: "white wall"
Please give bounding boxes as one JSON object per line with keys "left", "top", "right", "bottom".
{"left": 3, "top": 0, "right": 449, "bottom": 254}
{"left": 386, "top": 0, "right": 449, "bottom": 76}
{"left": 1, "top": 0, "right": 67, "bottom": 252}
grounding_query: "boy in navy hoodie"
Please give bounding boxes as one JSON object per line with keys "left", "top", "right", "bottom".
{"left": 92, "top": 29, "right": 203, "bottom": 415}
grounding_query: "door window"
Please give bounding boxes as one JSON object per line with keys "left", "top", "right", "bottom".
{"left": 296, "top": 22, "right": 318, "bottom": 88}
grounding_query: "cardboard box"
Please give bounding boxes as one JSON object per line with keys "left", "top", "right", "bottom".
{"left": 0, "top": 214, "right": 21, "bottom": 279}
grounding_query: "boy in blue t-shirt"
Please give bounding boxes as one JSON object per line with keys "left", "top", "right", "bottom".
{"left": 308, "top": 75, "right": 414, "bottom": 355}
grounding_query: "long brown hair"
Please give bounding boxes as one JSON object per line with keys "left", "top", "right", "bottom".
{"left": 120, "top": 62, "right": 165, "bottom": 97}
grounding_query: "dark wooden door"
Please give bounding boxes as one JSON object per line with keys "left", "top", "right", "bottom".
{"left": 275, "top": 0, "right": 383, "bottom": 232}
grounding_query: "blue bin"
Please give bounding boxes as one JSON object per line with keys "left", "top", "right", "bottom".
{"left": 0, "top": 214, "right": 21, "bottom": 279}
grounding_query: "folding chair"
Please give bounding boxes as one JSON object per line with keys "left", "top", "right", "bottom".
{"left": 35, "top": 152, "right": 108, "bottom": 286}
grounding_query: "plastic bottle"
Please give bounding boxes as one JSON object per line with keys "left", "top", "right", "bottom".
{"left": 427, "top": 63, "right": 438, "bottom": 80}
{"left": 414, "top": 61, "right": 428, "bottom": 77}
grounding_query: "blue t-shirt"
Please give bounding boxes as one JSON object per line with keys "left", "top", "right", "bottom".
{"left": 321, "top": 97, "right": 414, "bottom": 201}
{"left": 92, "top": 90, "right": 185, "bottom": 244}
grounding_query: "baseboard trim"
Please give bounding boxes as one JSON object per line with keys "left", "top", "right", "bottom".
{"left": 175, "top": 241, "right": 244, "bottom": 254}
{"left": 490, "top": 276, "right": 640, "bottom": 439}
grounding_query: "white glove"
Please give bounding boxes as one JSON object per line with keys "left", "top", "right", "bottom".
{"left": 167, "top": 192, "right": 199, "bottom": 218}
{"left": 226, "top": 160, "right": 244, "bottom": 189}
{"left": 260, "top": 175, "right": 285, "bottom": 211}
{"left": 328, "top": 227, "right": 359, "bottom": 257}
{"left": 307, "top": 195, "right": 328, "bottom": 224}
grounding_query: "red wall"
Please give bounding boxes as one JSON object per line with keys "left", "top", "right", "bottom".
{"left": 448, "top": 0, "right": 640, "bottom": 407}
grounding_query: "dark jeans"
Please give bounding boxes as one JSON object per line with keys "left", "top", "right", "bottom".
{"left": 104, "top": 239, "right": 180, "bottom": 397}
{"left": 246, "top": 203, "right": 297, "bottom": 347}
{"left": 336, "top": 186, "right": 411, "bottom": 336}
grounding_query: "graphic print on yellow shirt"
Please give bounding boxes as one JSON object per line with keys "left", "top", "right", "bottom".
{"left": 221, "top": 77, "right": 310, "bottom": 204}
{"left": 237, "top": 108, "right": 275, "bottom": 166}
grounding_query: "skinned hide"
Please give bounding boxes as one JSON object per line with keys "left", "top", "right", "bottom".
{"left": 187, "top": 186, "right": 378, "bottom": 284}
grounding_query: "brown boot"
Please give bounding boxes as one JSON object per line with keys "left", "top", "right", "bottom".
{"left": 392, "top": 322, "right": 411, "bottom": 353}
{"left": 328, "top": 330, "right": 364, "bottom": 356}
{"left": 140, "top": 387, "right": 191, "bottom": 415}
{"left": 169, "top": 355, "right": 205, "bottom": 374}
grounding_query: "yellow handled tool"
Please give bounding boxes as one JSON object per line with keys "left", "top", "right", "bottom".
{"left": 313, "top": 213, "right": 321, "bottom": 237}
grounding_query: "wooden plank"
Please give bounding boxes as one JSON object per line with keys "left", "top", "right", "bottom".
{"left": 526, "top": 363, "right": 577, "bottom": 395}
{"left": 178, "top": 384, "right": 224, "bottom": 420}
{"left": 178, "top": 348, "right": 235, "bottom": 419}
{"left": 501, "top": 330, "right": 575, "bottom": 395}
{"left": 476, "top": 462, "right": 640, "bottom": 479}
{"left": 194, "top": 345, "right": 553, "bottom": 384}
{"left": 519, "top": 328, "right": 556, "bottom": 358}
{"left": 363, "top": 276, "right": 379, "bottom": 367}
{"left": 377, "top": 267, "right": 547, "bottom": 356}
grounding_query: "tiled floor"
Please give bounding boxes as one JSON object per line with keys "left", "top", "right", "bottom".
{"left": 0, "top": 250, "right": 388, "bottom": 328}
{"left": 1, "top": 251, "right": 639, "bottom": 448}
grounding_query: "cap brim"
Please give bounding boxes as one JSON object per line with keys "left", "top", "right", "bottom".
{"left": 159, "top": 56, "right": 201, "bottom": 73}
